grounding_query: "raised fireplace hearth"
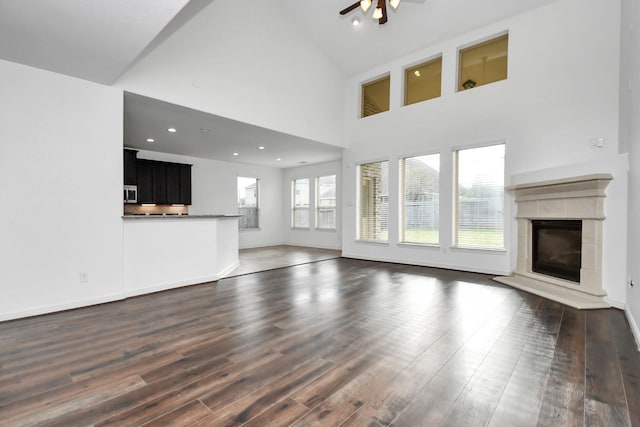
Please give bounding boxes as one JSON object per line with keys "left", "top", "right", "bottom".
{"left": 494, "top": 174, "right": 612, "bottom": 309}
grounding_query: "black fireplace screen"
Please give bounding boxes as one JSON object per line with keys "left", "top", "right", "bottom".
{"left": 532, "top": 220, "right": 582, "bottom": 283}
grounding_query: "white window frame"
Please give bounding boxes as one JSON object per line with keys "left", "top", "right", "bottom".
{"left": 237, "top": 176, "right": 260, "bottom": 230}
{"left": 357, "top": 160, "right": 390, "bottom": 242}
{"left": 292, "top": 178, "right": 310, "bottom": 229}
{"left": 400, "top": 152, "right": 440, "bottom": 246}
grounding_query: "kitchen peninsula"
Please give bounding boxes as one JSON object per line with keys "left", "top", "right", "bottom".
{"left": 123, "top": 214, "right": 241, "bottom": 297}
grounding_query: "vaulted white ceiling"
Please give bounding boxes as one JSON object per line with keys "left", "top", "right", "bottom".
{"left": 0, "top": 0, "right": 559, "bottom": 167}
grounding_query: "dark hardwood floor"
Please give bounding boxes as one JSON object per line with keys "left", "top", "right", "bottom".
{"left": 1, "top": 258, "right": 639, "bottom": 426}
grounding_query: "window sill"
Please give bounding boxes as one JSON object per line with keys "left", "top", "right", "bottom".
{"left": 240, "top": 227, "right": 261, "bottom": 232}
{"left": 290, "top": 227, "right": 310, "bottom": 231}
{"left": 315, "top": 228, "right": 337, "bottom": 232}
{"left": 355, "top": 239, "right": 389, "bottom": 246}
{"left": 450, "top": 245, "right": 506, "bottom": 254}
{"left": 397, "top": 242, "right": 440, "bottom": 249}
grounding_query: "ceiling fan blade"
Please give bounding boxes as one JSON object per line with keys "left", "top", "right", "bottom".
{"left": 339, "top": 1, "right": 361, "bottom": 15}
{"left": 378, "top": 0, "right": 388, "bottom": 24}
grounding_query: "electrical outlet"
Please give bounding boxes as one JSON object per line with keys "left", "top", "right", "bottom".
{"left": 79, "top": 272, "right": 89, "bottom": 283}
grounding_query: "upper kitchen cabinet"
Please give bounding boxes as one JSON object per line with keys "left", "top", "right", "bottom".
{"left": 135, "top": 158, "right": 192, "bottom": 205}
{"left": 123, "top": 149, "right": 138, "bottom": 185}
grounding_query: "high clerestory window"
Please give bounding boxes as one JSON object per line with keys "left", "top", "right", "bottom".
{"left": 404, "top": 57, "right": 442, "bottom": 106}
{"left": 458, "top": 34, "right": 509, "bottom": 92}
{"left": 361, "top": 75, "right": 390, "bottom": 118}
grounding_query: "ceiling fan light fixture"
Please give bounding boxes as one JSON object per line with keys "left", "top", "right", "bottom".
{"left": 389, "top": 0, "right": 400, "bottom": 9}
{"left": 372, "top": 7, "right": 383, "bottom": 19}
{"left": 360, "top": 0, "right": 372, "bottom": 12}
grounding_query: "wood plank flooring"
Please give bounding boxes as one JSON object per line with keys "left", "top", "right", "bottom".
{"left": 1, "top": 258, "right": 639, "bottom": 426}
{"left": 228, "top": 245, "right": 341, "bottom": 277}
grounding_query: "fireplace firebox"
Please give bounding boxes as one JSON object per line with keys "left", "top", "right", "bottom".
{"left": 532, "top": 220, "right": 582, "bottom": 283}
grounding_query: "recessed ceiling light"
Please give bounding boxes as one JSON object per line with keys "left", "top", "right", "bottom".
{"left": 167, "top": 127, "right": 177, "bottom": 133}
{"left": 352, "top": 17, "right": 360, "bottom": 26}
{"left": 146, "top": 138, "right": 155, "bottom": 143}
{"left": 258, "top": 146, "right": 265, "bottom": 150}
{"left": 233, "top": 152, "right": 239, "bottom": 156}
{"left": 201, "top": 128, "right": 210, "bottom": 132}
{"left": 276, "top": 158, "right": 281, "bottom": 161}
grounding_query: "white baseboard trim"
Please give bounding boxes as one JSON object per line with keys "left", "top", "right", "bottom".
{"left": 606, "top": 297, "right": 626, "bottom": 310}
{"left": 341, "top": 252, "right": 509, "bottom": 276}
{"left": 626, "top": 308, "right": 640, "bottom": 352}
{"left": 124, "top": 275, "right": 220, "bottom": 298}
{"left": 239, "top": 241, "right": 286, "bottom": 250}
{"left": 218, "top": 260, "right": 240, "bottom": 278}
{"left": 284, "top": 242, "right": 342, "bottom": 251}
{"left": 0, "top": 293, "right": 125, "bottom": 322}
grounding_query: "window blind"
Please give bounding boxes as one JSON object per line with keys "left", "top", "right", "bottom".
{"left": 292, "top": 178, "right": 310, "bottom": 228}
{"left": 454, "top": 144, "right": 505, "bottom": 249}
{"left": 359, "top": 161, "right": 389, "bottom": 241}
{"left": 402, "top": 154, "right": 440, "bottom": 244}
{"left": 316, "top": 175, "right": 336, "bottom": 229}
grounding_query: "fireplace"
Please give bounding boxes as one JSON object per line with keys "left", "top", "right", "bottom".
{"left": 494, "top": 174, "right": 612, "bottom": 309}
{"left": 532, "top": 220, "right": 582, "bottom": 283}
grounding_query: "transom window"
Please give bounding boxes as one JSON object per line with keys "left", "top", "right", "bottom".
{"left": 404, "top": 57, "right": 442, "bottom": 106}
{"left": 458, "top": 34, "right": 509, "bottom": 92}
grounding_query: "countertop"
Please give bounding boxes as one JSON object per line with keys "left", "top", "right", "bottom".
{"left": 122, "top": 214, "right": 242, "bottom": 220}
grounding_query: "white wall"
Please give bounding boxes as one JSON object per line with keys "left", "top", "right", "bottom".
{"left": 0, "top": 60, "right": 124, "bottom": 321}
{"left": 341, "top": 0, "right": 622, "bottom": 276}
{"left": 116, "top": 0, "right": 346, "bottom": 147}
{"left": 134, "top": 150, "right": 284, "bottom": 249}
{"left": 282, "top": 160, "right": 342, "bottom": 250}
{"left": 622, "top": 0, "right": 640, "bottom": 347}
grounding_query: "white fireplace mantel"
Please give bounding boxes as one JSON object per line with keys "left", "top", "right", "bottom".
{"left": 494, "top": 174, "right": 613, "bottom": 309}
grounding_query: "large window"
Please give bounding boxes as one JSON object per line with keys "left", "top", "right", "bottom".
{"left": 454, "top": 144, "right": 505, "bottom": 249}
{"left": 317, "top": 175, "right": 337, "bottom": 230}
{"left": 458, "top": 34, "right": 509, "bottom": 91}
{"left": 237, "top": 176, "right": 259, "bottom": 229}
{"left": 401, "top": 154, "right": 440, "bottom": 244}
{"left": 361, "top": 75, "right": 390, "bottom": 118}
{"left": 404, "top": 57, "right": 442, "bottom": 106}
{"left": 359, "top": 161, "right": 389, "bottom": 241}
{"left": 292, "top": 178, "right": 310, "bottom": 228}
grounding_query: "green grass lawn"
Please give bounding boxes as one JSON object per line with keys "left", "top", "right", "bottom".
{"left": 365, "top": 228, "right": 504, "bottom": 249}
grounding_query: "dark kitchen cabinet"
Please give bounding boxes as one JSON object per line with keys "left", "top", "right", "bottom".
{"left": 152, "top": 162, "right": 168, "bottom": 204}
{"left": 123, "top": 149, "right": 138, "bottom": 185}
{"left": 179, "top": 164, "right": 192, "bottom": 205}
{"left": 135, "top": 158, "right": 192, "bottom": 205}
{"left": 136, "top": 160, "right": 154, "bottom": 203}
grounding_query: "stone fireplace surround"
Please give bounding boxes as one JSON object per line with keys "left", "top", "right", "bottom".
{"left": 494, "top": 174, "right": 613, "bottom": 309}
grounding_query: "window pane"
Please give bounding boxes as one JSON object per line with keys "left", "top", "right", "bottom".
{"left": 237, "top": 176, "right": 259, "bottom": 229}
{"left": 402, "top": 154, "right": 440, "bottom": 244}
{"left": 459, "top": 34, "right": 508, "bottom": 91}
{"left": 317, "top": 175, "right": 336, "bottom": 229}
{"left": 292, "top": 178, "right": 310, "bottom": 228}
{"left": 454, "top": 144, "right": 505, "bottom": 249}
{"left": 362, "top": 75, "right": 390, "bottom": 118}
{"left": 404, "top": 57, "right": 442, "bottom": 106}
{"left": 359, "top": 161, "right": 389, "bottom": 241}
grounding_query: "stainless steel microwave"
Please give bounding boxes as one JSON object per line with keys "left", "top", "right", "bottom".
{"left": 124, "top": 185, "right": 137, "bottom": 204}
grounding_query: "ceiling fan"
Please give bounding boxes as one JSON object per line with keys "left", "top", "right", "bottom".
{"left": 339, "top": 0, "right": 399, "bottom": 25}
